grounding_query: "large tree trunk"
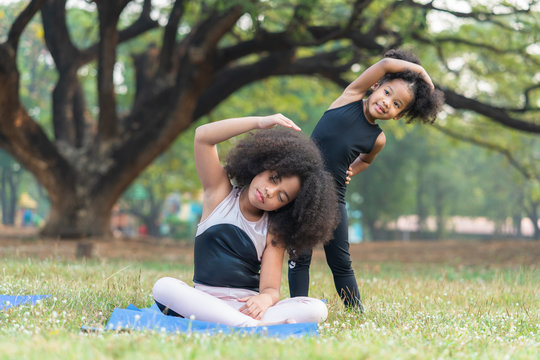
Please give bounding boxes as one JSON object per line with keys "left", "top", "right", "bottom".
{"left": 41, "top": 194, "right": 112, "bottom": 237}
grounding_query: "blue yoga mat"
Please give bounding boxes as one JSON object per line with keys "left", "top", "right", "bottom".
{"left": 0, "top": 295, "right": 51, "bottom": 310}
{"left": 105, "top": 303, "right": 319, "bottom": 338}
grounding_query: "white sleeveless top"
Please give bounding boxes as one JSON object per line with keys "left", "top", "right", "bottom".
{"left": 196, "top": 187, "right": 268, "bottom": 260}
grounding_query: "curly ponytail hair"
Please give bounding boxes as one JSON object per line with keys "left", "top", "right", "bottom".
{"left": 381, "top": 49, "right": 445, "bottom": 124}
{"left": 225, "top": 128, "right": 339, "bottom": 254}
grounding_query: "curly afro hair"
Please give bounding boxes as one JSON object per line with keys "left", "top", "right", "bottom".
{"left": 379, "top": 49, "right": 445, "bottom": 124}
{"left": 225, "top": 128, "right": 339, "bottom": 255}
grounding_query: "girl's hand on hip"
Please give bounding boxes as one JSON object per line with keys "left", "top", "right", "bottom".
{"left": 238, "top": 294, "right": 273, "bottom": 320}
{"left": 258, "top": 113, "right": 301, "bottom": 131}
{"left": 345, "top": 166, "right": 353, "bottom": 185}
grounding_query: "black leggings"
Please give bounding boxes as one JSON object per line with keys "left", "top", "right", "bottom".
{"left": 288, "top": 203, "right": 362, "bottom": 309}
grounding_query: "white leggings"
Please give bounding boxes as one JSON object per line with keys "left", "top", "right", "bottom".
{"left": 152, "top": 277, "right": 328, "bottom": 327}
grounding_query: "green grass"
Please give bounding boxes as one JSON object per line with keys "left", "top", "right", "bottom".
{"left": 0, "top": 257, "right": 538, "bottom": 359}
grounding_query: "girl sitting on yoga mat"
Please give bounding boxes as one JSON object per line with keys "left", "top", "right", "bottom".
{"left": 288, "top": 49, "right": 445, "bottom": 310}
{"left": 153, "top": 114, "right": 339, "bottom": 326}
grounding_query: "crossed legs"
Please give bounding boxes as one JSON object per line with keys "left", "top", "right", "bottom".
{"left": 152, "top": 277, "right": 328, "bottom": 327}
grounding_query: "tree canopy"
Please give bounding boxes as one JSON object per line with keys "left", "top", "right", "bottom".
{"left": 0, "top": 0, "right": 538, "bottom": 238}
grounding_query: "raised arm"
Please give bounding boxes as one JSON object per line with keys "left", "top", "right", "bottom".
{"left": 194, "top": 114, "right": 301, "bottom": 216}
{"left": 330, "top": 58, "right": 434, "bottom": 109}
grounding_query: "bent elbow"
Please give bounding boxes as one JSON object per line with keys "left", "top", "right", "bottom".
{"left": 194, "top": 124, "right": 209, "bottom": 143}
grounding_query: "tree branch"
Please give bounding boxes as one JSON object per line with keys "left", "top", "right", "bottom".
{"left": 41, "top": 0, "right": 87, "bottom": 146}
{"left": 0, "top": 104, "right": 77, "bottom": 207}
{"left": 432, "top": 124, "right": 538, "bottom": 181}
{"left": 524, "top": 84, "right": 540, "bottom": 110}
{"left": 219, "top": 24, "right": 379, "bottom": 66}
{"left": 190, "top": 5, "right": 244, "bottom": 54}
{"left": 41, "top": 0, "right": 80, "bottom": 70}
{"left": 346, "top": 0, "right": 374, "bottom": 29}
{"left": 413, "top": 34, "right": 538, "bottom": 65}
{"left": 158, "top": 0, "right": 186, "bottom": 75}
{"left": 132, "top": 44, "right": 160, "bottom": 103}
{"left": 171, "top": 5, "right": 244, "bottom": 92}
{"left": 6, "top": 0, "right": 46, "bottom": 51}
{"left": 94, "top": 0, "right": 130, "bottom": 140}
{"left": 286, "top": 1, "right": 314, "bottom": 32}
{"left": 194, "top": 50, "right": 349, "bottom": 119}
{"left": 80, "top": 8, "right": 159, "bottom": 65}
{"left": 213, "top": 0, "right": 383, "bottom": 67}
{"left": 403, "top": 0, "right": 535, "bottom": 31}
{"left": 441, "top": 88, "right": 540, "bottom": 134}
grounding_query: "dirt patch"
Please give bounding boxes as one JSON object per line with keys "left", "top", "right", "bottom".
{"left": 348, "top": 240, "right": 539, "bottom": 267}
{"left": 0, "top": 226, "right": 538, "bottom": 267}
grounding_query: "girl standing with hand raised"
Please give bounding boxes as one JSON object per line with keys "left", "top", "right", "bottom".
{"left": 288, "top": 49, "right": 445, "bottom": 309}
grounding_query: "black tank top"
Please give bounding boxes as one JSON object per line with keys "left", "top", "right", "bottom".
{"left": 194, "top": 224, "right": 261, "bottom": 291}
{"left": 311, "top": 100, "right": 382, "bottom": 202}
{"left": 192, "top": 187, "right": 267, "bottom": 292}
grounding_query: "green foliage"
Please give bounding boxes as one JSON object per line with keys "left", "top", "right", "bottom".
{"left": 1, "top": 0, "right": 538, "bottom": 236}
{"left": 66, "top": 6, "right": 98, "bottom": 48}
{"left": 347, "top": 121, "right": 537, "bottom": 239}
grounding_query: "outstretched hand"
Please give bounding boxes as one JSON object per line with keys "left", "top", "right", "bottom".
{"left": 238, "top": 294, "right": 273, "bottom": 320}
{"left": 258, "top": 113, "right": 301, "bottom": 131}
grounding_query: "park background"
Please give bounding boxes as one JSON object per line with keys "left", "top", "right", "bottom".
{"left": 0, "top": 0, "right": 539, "bottom": 359}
